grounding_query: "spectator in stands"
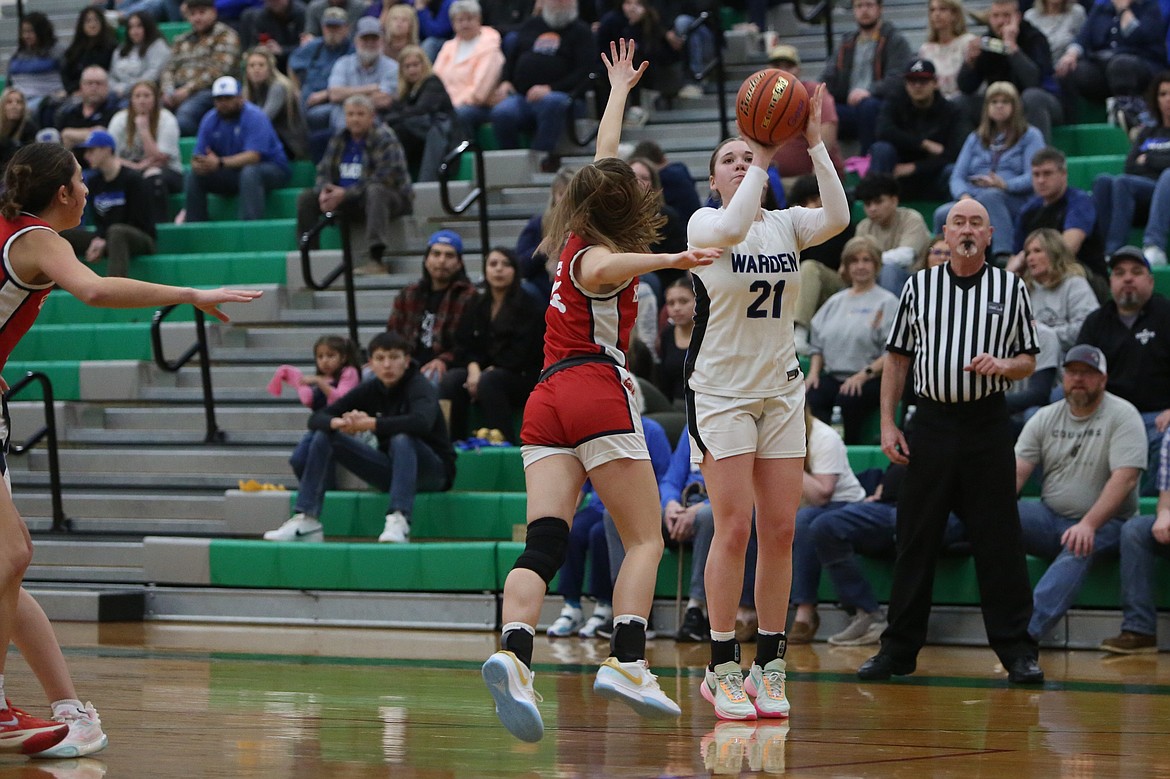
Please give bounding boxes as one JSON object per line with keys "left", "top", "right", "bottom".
{"left": 596, "top": 0, "right": 682, "bottom": 127}
{"left": 489, "top": 0, "right": 595, "bottom": 172}
{"left": 1024, "top": 0, "right": 1088, "bottom": 65}
{"left": 869, "top": 58, "right": 969, "bottom": 203}
{"left": 386, "top": 229, "right": 478, "bottom": 384}
{"left": 482, "top": 0, "right": 535, "bottom": 42}
{"left": 61, "top": 8, "right": 118, "bottom": 98}
{"left": 264, "top": 332, "right": 456, "bottom": 544}
{"left": 55, "top": 67, "right": 120, "bottom": 151}
{"left": 109, "top": 13, "right": 173, "bottom": 103}
{"left": 1076, "top": 246, "right": 1170, "bottom": 496}
{"left": 1055, "top": 0, "right": 1167, "bottom": 125}
{"left": 1015, "top": 228, "right": 1100, "bottom": 356}
{"left": 789, "top": 174, "right": 854, "bottom": 355}
{"left": 182, "top": 76, "right": 291, "bottom": 222}
{"left": 384, "top": 46, "right": 456, "bottom": 182}
{"left": 820, "top": 0, "right": 913, "bottom": 154}
{"left": 806, "top": 236, "right": 900, "bottom": 444}
{"left": 382, "top": 3, "right": 422, "bottom": 62}
{"left": 241, "top": 0, "right": 308, "bottom": 71}
{"left": 296, "top": 94, "right": 413, "bottom": 273}
{"left": 304, "top": 0, "right": 365, "bottom": 36}
{"left": 289, "top": 7, "right": 353, "bottom": 149}
{"left": 161, "top": 0, "right": 243, "bottom": 136}
{"left": 61, "top": 130, "right": 157, "bottom": 277}
{"left": 919, "top": 0, "right": 978, "bottom": 100}
{"left": 1091, "top": 73, "right": 1170, "bottom": 266}
{"left": 243, "top": 47, "right": 309, "bottom": 160}
{"left": 0, "top": 88, "right": 38, "bottom": 171}
{"left": 515, "top": 166, "right": 573, "bottom": 301}
{"left": 440, "top": 247, "right": 545, "bottom": 443}
{"left": 1008, "top": 146, "right": 1107, "bottom": 284}
{"left": 656, "top": 275, "right": 694, "bottom": 406}
{"left": 934, "top": 81, "right": 1045, "bottom": 261}
{"left": 417, "top": 0, "right": 457, "bottom": 62}
{"left": 767, "top": 44, "right": 844, "bottom": 181}
{"left": 1101, "top": 433, "right": 1170, "bottom": 653}
{"left": 956, "top": 0, "right": 1063, "bottom": 140}
{"left": 630, "top": 156, "right": 687, "bottom": 256}
{"left": 1006, "top": 321, "right": 1061, "bottom": 433}
{"left": 1016, "top": 344, "right": 1147, "bottom": 641}
{"left": 630, "top": 139, "right": 701, "bottom": 222}
{"left": 7, "top": 13, "right": 66, "bottom": 124}
{"left": 854, "top": 173, "right": 932, "bottom": 294}
{"left": 328, "top": 17, "right": 399, "bottom": 132}
{"left": 434, "top": 1, "right": 505, "bottom": 144}
{"left": 107, "top": 81, "right": 184, "bottom": 222}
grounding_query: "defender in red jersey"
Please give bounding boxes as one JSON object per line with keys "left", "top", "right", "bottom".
{"left": 482, "top": 40, "right": 719, "bottom": 742}
{"left": 0, "top": 142, "right": 261, "bottom": 758}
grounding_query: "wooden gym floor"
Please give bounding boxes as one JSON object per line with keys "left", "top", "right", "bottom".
{"left": 2, "top": 622, "right": 1168, "bottom": 778}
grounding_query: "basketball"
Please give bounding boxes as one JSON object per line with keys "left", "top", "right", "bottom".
{"left": 735, "top": 68, "right": 809, "bottom": 145}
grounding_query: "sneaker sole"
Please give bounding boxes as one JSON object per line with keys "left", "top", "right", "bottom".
{"left": 744, "top": 676, "right": 791, "bottom": 719}
{"left": 699, "top": 679, "right": 757, "bottom": 721}
{"left": 1100, "top": 644, "right": 1158, "bottom": 655}
{"left": 482, "top": 656, "right": 543, "bottom": 742}
{"left": 828, "top": 626, "right": 887, "bottom": 647}
{"left": 0, "top": 724, "right": 69, "bottom": 755}
{"left": 593, "top": 675, "right": 681, "bottom": 719}
{"left": 30, "top": 732, "right": 108, "bottom": 759}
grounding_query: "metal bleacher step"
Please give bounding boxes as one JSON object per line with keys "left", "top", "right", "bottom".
{"left": 18, "top": 492, "right": 237, "bottom": 536}
{"left": 14, "top": 447, "right": 294, "bottom": 477}
{"left": 24, "top": 583, "right": 146, "bottom": 622}
{"left": 97, "top": 405, "right": 308, "bottom": 432}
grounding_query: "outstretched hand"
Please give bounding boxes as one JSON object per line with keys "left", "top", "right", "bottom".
{"left": 192, "top": 288, "right": 264, "bottom": 323}
{"left": 669, "top": 247, "right": 721, "bottom": 270}
{"left": 601, "top": 38, "right": 648, "bottom": 92}
{"left": 803, "top": 82, "right": 825, "bottom": 148}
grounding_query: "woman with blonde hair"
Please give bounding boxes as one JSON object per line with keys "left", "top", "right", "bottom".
{"left": 383, "top": 45, "right": 455, "bottom": 182}
{"left": 918, "top": 0, "right": 977, "bottom": 99}
{"left": 1018, "top": 227, "right": 1098, "bottom": 353}
{"left": 433, "top": 0, "right": 505, "bottom": 140}
{"left": 0, "top": 88, "right": 37, "bottom": 170}
{"left": 107, "top": 80, "right": 183, "bottom": 221}
{"left": 242, "top": 47, "right": 308, "bottom": 160}
{"left": 1024, "top": 0, "right": 1087, "bottom": 62}
{"left": 934, "top": 82, "right": 1045, "bottom": 259}
{"left": 382, "top": 4, "right": 420, "bottom": 61}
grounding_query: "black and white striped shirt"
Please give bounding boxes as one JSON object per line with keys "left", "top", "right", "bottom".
{"left": 886, "top": 263, "right": 1039, "bottom": 403}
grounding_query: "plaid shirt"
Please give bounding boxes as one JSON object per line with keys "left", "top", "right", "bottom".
{"left": 317, "top": 124, "right": 412, "bottom": 206}
{"left": 161, "top": 22, "right": 240, "bottom": 95}
{"left": 386, "top": 277, "right": 477, "bottom": 366}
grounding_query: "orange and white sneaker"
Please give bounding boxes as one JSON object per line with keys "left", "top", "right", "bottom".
{"left": 701, "top": 661, "right": 757, "bottom": 720}
{"left": 744, "top": 658, "right": 791, "bottom": 718}
{"left": 0, "top": 700, "right": 69, "bottom": 754}
{"left": 593, "top": 657, "right": 681, "bottom": 718}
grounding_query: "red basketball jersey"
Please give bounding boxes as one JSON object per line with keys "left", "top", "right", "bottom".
{"left": 542, "top": 233, "right": 639, "bottom": 370}
{"left": 0, "top": 214, "right": 56, "bottom": 371}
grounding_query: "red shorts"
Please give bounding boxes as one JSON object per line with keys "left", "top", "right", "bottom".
{"left": 521, "top": 362, "right": 640, "bottom": 447}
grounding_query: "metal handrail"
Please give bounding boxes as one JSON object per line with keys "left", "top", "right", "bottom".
{"left": 791, "top": 0, "right": 836, "bottom": 60}
{"left": 4, "top": 372, "right": 69, "bottom": 532}
{"left": 299, "top": 212, "right": 360, "bottom": 348}
{"left": 437, "top": 140, "right": 490, "bottom": 254}
{"left": 151, "top": 307, "right": 223, "bottom": 443}
{"left": 688, "top": 12, "right": 732, "bottom": 140}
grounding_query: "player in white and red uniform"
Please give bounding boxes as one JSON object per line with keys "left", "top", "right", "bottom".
{"left": 482, "top": 41, "right": 719, "bottom": 743}
{"left": 688, "top": 86, "right": 851, "bottom": 722}
{"left": 0, "top": 142, "right": 261, "bottom": 759}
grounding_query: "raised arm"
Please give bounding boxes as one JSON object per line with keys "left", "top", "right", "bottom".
{"left": 595, "top": 39, "right": 647, "bottom": 162}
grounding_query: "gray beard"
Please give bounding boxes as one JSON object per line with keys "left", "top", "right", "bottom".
{"left": 542, "top": 7, "right": 578, "bottom": 28}
{"left": 357, "top": 49, "right": 380, "bottom": 66}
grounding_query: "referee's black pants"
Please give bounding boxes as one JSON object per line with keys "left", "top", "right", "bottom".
{"left": 880, "top": 394, "right": 1038, "bottom": 666}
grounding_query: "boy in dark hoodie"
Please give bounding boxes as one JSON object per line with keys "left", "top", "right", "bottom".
{"left": 264, "top": 332, "right": 456, "bottom": 544}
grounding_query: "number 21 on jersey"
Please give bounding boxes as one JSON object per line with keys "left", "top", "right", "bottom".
{"left": 746, "top": 279, "right": 786, "bottom": 319}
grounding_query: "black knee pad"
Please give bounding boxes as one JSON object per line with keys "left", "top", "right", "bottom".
{"left": 512, "top": 516, "right": 570, "bottom": 586}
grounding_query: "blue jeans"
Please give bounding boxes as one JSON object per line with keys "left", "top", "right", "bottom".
{"left": 1119, "top": 514, "right": 1170, "bottom": 635}
{"left": 934, "top": 187, "right": 1028, "bottom": 256}
{"left": 184, "top": 162, "right": 291, "bottom": 221}
{"left": 1141, "top": 411, "right": 1165, "bottom": 497}
{"left": 1094, "top": 171, "right": 1170, "bottom": 254}
{"left": 1018, "top": 500, "right": 1124, "bottom": 639}
{"left": 673, "top": 15, "right": 716, "bottom": 79}
{"left": 791, "top": 502, "right": 852, "bottom": 605}
{"left": 456, "top": 104, "right": 492, "bottom": 142}
{"left": 490, "top": 91, "right": 573, "bottom": 152}
{"left": 558, "top": 502, "right": 611, "bottom": 603}
{"left": 292, "top": 429, "right": 447, "bottom": 520}
{"left": 174, "top": 90, "right": 215, "bottom": 137}
{"left": 835, "top": 97, "right": 883, "bottom": 154}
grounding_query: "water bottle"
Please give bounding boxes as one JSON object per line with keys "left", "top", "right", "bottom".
{"left": 830, "top": 405, "right": 845, "bottom": 439}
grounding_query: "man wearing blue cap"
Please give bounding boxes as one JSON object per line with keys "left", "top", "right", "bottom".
{"left": 386, "top": 229, "right": 477, "bottom": 384}
{"left": 62, "top": 130, "right": 157, "bottom": 277}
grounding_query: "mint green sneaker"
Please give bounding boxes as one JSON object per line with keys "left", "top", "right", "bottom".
{"left": 745, "top": 658, "right": 790, "bottom": 718}
{"left": 700, "top": 661, "right": 756, "bottom": 721}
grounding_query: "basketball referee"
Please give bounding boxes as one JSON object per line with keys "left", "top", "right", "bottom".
{"left": 858, "top": 198, "right": 1045, "bottom": 685}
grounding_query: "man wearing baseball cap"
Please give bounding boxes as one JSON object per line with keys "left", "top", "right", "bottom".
{"left": 159, "top": 0, "right": 242, "bottom": 136}
{"left": 1076, "top": 246, "right": 1170, "bottom": 495}
{"left": 61, "top": 130, "right": 157, "bottom": 277}
{"left": 386, "top": 229, "right": 476, "bottom": 384}
{"left": 868, "top": 57, "right": 968, "bottom": 202}
{"left": 182, "top": 76, "right": 291, "bottom": 222}
{"left": 289, "top": 6, "right": 354, "bottom": 144}
{"left": 1014, "top": 343, "right": 1147, "bottom": 643}
{"left": 767, "top": 43, "right": 844, "bottom": 181}
{"left": 326, "top": 15, "right": 398, "bottom": 131}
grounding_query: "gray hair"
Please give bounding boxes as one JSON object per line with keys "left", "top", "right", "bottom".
{"left": 449, "top": 0, "right": 481, "bottom": 19}
{"left": 343, "top": 94, "right": 374, "bottom": 110}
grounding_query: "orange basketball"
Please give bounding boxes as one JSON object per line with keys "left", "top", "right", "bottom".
{"left": 735, "top": 68, "right": 809, "bottom": 146}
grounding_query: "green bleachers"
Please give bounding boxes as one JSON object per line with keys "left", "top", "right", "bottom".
{"left": 168, "top": 188, "right": 305, "bottom": 221}
{"left": 1066, "top": 154, "right": 1126, "bottom": 190}
{"left": 2, "top": 361, "right": 80, "bottom": 400}
{"left": 156, "top": 218, "right": 331, "bottom": 253}
{"left": 9, "top": 323, "right": 154, "bottom": 362}
{"left": 1051, "top": 123, "right": 1131, "bottom": 156}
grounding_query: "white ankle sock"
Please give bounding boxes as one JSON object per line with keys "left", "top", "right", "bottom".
{"left": 501, "top": 622, "right": 535, "bottom": 638}
{"left": 710, "top": 629, "right": 736, "bottom": 642}
{"left": 52, "top": 699, "right": 85, "bottom": 718}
